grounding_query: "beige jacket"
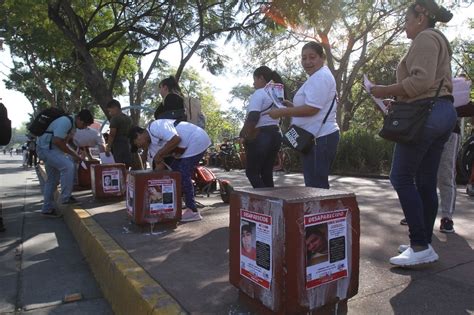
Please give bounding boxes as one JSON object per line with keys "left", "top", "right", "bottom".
{"left": 397, "top": 28, "right": 453, "bottom": 102}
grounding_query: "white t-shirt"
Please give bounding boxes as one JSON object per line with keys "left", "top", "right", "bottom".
{"left": 247, "top": 88, "right": 279, "bottom": 128}
{"left": 147, "top": 119, "right": 211, "bottom": 161}
{"left": 73, "top": 127, "right": 104, "bottom": 147}
{"left": 291, "top": 66, "right": 339, "bottom": 137}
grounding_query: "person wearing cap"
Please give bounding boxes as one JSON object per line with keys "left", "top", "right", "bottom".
{"left": 129, "top": 119, "right": 211, "bottom": 222}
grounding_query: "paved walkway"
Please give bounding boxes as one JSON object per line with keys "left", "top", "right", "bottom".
{"left": 0, "top": 155, "right": 112, "bottom": 314}
{"left": 2, "top": 154, "right": 474, "bottom": 314}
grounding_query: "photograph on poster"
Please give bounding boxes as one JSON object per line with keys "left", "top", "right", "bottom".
{"left": 102, "top": 170, "right": 120, "bottom": 192}
{"left": 147, "top": 179, "right": 175, "bottom": 214}
{"left": 241, "top": 220, "right": 257, "bottom": 260}
{"left": 148, "top": 186, "right": 163, "bottom": 203}
{"left": 305, "top": 223, "right": 329, "bottom": 266}
{"left": 104, "top": 175, "right": 112, "bottom": 187}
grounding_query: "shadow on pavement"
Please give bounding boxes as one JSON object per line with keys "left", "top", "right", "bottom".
{"left": 389, "top": 233, "right": 474, "bottom": 314}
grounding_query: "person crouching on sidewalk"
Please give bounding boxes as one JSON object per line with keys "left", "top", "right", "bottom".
{"left": 129, "top": 119, "right": 211, "bottom": 222}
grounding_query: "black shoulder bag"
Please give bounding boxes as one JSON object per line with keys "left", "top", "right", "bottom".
{"left": 379, "top": 80, "right": 444, "bottom": 145}
{"left": 283, "top": 94, "right": 337, "bottom": 154}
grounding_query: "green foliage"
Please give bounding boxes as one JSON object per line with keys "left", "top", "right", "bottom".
{"left": 229, "top": 84, "right": 254, "bottom": 105}
{"left": 346, "top": 44, "right": 407, "bottom": 131}
{"left": 332, "top": 129, "right": 394, "bottom": 175}
{"left": 205, "top": 110, "right": 234, "bottom": 144}
{"left": 139, "top": 67, "right": 237, "bottom": 143}
{"left": 243, "top": 0, "right": 407, "bottom": 133}
{"left": 1, "top": 0, "right": 136, "bottom": 114}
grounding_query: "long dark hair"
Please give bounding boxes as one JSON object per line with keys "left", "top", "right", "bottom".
{"left": 159, "top": 76, "right": 182, "bottom": 95}
{"left": 253, "top": 66, "right": 287, "bottom": 99}
{"left": 408, "top": 0, "right": 453, "bottom": 28}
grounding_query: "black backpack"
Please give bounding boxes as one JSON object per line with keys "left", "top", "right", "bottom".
{"left": 28, "top": 107, "right": 71, "bottom": 137}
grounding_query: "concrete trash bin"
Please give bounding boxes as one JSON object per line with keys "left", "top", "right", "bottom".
{"left": 229, "top": 186, "right": 360, "bottom": 314}
{"left": 77, "top": 160, "right": 100, "bottom": 188}
{"left": 126, "top": 170, "right": 182, "bottom": 225}
{"left": 90, "top": 163, "right": 127, "bottom": 199}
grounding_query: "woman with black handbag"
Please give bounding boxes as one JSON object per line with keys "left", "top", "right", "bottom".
{"left": 370, "top": 0, "right": 456, "bottom": 267}
{"left": 268, "top": 41, "right": 339, "bottom": 189}
{"left": 239, "top": 66, "right": 284, "bottom": 188}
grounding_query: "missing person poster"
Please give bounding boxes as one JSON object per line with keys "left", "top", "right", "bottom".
{"left": 304, "top": 209, "right": 348, "bottom": 289}
{"left": 263, "top": 80, "right": 285, "bottom": 108}
{"left": 102, "top": 169, "right": 120, "bottom": 192}
{"left": 240, "top": 209, "right": 272, "bottom": 290}
{"left": 147, "top": 179, "right": 175, "bottom": 214}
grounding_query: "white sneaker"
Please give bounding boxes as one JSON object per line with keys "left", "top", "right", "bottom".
{"left": 390, "top": 245, "right": 439, "bottom": 266}
{"left": 180, "top": 209, "right": 202, "bottom": 222}
{"left": 398, "top": 244, "right": 410, "bottom": 253}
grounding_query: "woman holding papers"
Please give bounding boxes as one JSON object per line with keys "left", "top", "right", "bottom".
{"left": 239, "top": 66, "right": 284, "bottom": 188}
{"left": 370, "top": 0, "right": 455, "bottom": 267}
{"left": 268, "top": 41, "right": 339, "bottom": 189}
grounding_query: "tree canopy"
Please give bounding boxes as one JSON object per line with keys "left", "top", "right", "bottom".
{"left": 1, "top": 0, "right": 268, "bottom": 123}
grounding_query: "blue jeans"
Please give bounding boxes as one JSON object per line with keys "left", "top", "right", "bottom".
{"left": 170, "top": 151, "right": 205, "bottom": 211}
{"left": 302, "top": 130, "right": 340, "bottom": 189}
{"left": 245, "top": 126, "right": 282, "bottom": 188}
{"left": 389, "top": 98, "right": 457, "bottom": 247}
{"left": 37, "top": 147, "right": 75, "bottom": 212}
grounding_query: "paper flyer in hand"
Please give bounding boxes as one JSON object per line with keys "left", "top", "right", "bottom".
{"left": 363, "top": 74, "right": 388, "bottom": 115}
{"left": 264, "top": 80, "right": 285, "bottom": 108}
{"left": 452, "top": 77, "right": 472, "bottom": 108}
{"left": 100, "top": 152, "right": 115, "bottom": 164}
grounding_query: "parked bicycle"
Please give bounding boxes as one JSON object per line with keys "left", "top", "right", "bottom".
{"left": 219, "top": 138, "right": 243, "bottom": 171}
{"left": 273, "top": 144, "right": 293, "bottom": 173}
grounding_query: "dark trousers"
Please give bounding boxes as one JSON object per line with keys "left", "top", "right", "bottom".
{"left": 245, "top": 126, "right": 282, "bottom": 188}
{"left": 302, "top": 130, "right": 340, "bottom": 189}
{"left": 170, "top": 152, "right": 205, "bottom": 211}
{"left": 28, "top": 150, "right": 37, "bottom": 166}
{"left": 112, "top": 136, "right": 132, "bottom": 167}
{"left": 390, "top": 99, "right": 456, "bottom": 247}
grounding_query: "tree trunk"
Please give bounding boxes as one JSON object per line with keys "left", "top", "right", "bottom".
{"left": 48, "top": 2, "right": 113, "bottom": 119}
{"left": 76, "top": 50, "right": 113, "bottom": 119}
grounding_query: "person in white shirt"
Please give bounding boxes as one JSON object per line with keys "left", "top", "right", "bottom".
{"left": 239, "top": 66, "right": 284, "bottom": 188}
{"left": 268, "top": 41, "right": 339, "bottom": 188}
{"left": 73, "top": 127, "right": 106, "bottom": 160}
{"left": 129, "top": 119, "right": 211, "bottom": 222}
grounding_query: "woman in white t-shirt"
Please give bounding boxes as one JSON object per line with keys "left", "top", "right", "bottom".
{"left": 268, "top": 41, "right": 339, "bottom": 188}
{"left": 129, "top": 120, "right": 211, "bottom": 222}
{"left": 239, "top": 66, "right": 284, "bottom": 188}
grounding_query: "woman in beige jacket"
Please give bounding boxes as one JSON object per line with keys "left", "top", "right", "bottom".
{"left": 371, "top": 0, "right": 455, "bottom": 267}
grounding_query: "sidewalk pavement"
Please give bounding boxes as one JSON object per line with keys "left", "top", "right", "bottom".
{"left": 0, "top": 155, "right": 112, "bottom": 314}
{"left": 4, "top": 153, "right": 474, "bottom": 314}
